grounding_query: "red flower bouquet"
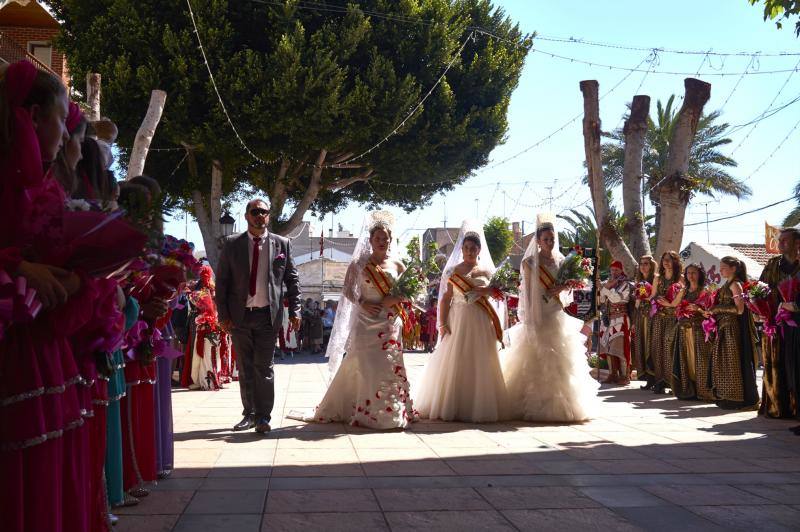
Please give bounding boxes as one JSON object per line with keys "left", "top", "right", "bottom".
{"left": 556, "top": 250, "right": 593, "bottom": 290}
{"left": 775, "top": 277, "right": 800, "bottom": 330}
{"left": 742, "top": 280, "right": 777, "bottom": 339}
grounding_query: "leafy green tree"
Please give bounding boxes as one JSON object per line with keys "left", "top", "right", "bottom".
{"left": 51, "top": 0, "right": 531, "bottom": 267}
{"left": 749, "top": 0, "right": 800, "bottom": 36}
{"left": 483, "top": 216, "right": 514, "bottom": 264}
{"left": 601, "top": 95, "right": 751, "bottom": 233}
{"left": 783, "top": 181, "right": 800, "bottom": 226}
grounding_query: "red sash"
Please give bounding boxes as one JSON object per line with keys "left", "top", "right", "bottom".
{"left": 448, "top": 273, "right": 504, "bottom": 345}
{"left": 539, "top": 264, "right": 556, "bottom": 290}
{"left": 364, "top": 262, "right": 409, "bottom": 331}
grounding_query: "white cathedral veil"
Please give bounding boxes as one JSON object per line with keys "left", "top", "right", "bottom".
{"left": 325, "top": 210, "right": 396, "bottom": 380}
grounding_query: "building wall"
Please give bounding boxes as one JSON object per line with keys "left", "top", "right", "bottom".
{"left": 297, "top": 259, "right": 349, "bottom": 303}
{"left": 0, "top": 25, "right": 66, "bottom": 80}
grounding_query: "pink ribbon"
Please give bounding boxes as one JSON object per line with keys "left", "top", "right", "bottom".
{"left": 0, "top": 270, "right": 43, "bottom": 341}
{"left": 763, "top": 323, "right": 778, "bottom": 340}
{"left": 775, "top": 308, "right": 798, "bottom": 336}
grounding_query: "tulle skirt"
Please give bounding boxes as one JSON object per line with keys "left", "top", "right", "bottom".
{"left": 414, "top": 300, "right": 510, "bottom": 422}
{"left": 501, "top": 310, "right": 598, "bottom": 422}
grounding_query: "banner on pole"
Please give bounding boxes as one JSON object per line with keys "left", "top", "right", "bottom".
{"left": 765, "top": 222, "right": 780, "bottom": 255}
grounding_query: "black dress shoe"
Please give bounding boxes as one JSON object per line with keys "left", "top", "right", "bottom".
{"left": 255, "top": 417, "right": 271, "bottom": 433}
{"left": 640, "top": 380, "right": 654, "bottom": 391}
{"left": 653, "top": 382, "right": 666, "bottom": 394}
{"left": 233, "top": 415, "right": 256, "bottom": 431}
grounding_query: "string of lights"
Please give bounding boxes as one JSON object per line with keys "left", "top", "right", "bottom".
{"left": 533, "top": 34, "right": 800, "bottom": 58}
{"left": 718, "top": 53, "right": 759, "bottom": 111}
{"left": 742, "top": 115, "right": 800, "bottom": 183}
{"left": 533, "top": 47, "right": 800, "bottom": 76}
{"left": 684, "top": 196, "right": 796, "bottom": 226}
{"left": 487, "top": 53, "right": 652, "bottom": 170}
{"left": 728, "top": 60, "right": 800, "bottom": 156}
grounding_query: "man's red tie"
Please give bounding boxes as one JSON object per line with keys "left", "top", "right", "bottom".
{"left": 249, "top": 236, "right": 261, "bottom": 296}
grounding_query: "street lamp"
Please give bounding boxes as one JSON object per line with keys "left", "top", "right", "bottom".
{"left": 219, "top": 212, "right": 236, "bottom": 237}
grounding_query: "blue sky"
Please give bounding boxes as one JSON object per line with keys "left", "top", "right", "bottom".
{"left": 165, "top": 0, "right": 800, "bottom": 257}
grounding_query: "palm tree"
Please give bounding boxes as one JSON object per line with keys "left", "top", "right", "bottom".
{"left": 601, "top": 95, "right": 751, "bottom": 229}
{"left": 783, "top": 180, "right": 800, "bottom": 227}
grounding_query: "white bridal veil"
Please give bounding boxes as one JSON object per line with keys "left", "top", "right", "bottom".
{"left": 325, "top": 210, "right": 396, "bottom": 379}
{"left": 518, "top": 212, "right": 569, "bottom": 331}
{"left": 436, "top": 219, "right": 499, "bottom": 328}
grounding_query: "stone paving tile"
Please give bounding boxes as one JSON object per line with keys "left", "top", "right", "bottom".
{"left": 268, "top": 477, "right": 371, "bottom": 490}
{"left": 261, "top": 512, "right": 389, "bottom": 531}
{"left": 383, "top": 510, "right": 516, "bottom": 530}
{"left": 643, "top": 484, "right": 773, "bottom": 506}
{"left": 444, "top": 458, "right": 544, "bottom": 475}
{"left": 113, "top": 514, "right": 179, "bottom": 532}
{"left": 198, "top": 477, "right": 270, "bottom": 490}
{"left": 265, "top": 488, "right": 379, "bottom": 513}
{"left": 115, "top": 490, "right": 195, "bottom": 515}
{"left": 271, "top": 463, "right": 365, "bottom": 477}
{"left": 614, "top": 506, "right": 723, "bottom": 531}
{"left": 207, "top": 466, "right": 272, "bottom": 478}
{"left": 534, "top": 459, "right": 601, "bottom": 475}
{"left": 687, "top": 504, "right": 800, "bottom": 531}
{"left": 583, "top": 459, "right": 684, "bottom": 475}
{"left": 173, "top": 513, "right": 263, "bottom": 532}
{"left": 361, "top": 459, "right": 456, "bottom": 477}
{"left": 151, "top": 477, "right": 204, "bottom": 491}
{"left": 579, "top": 486, "right": 672, "bottom": 507}
{"left": 745, "top": 457, "right": 800, "bottom": 472}
{"left": 476, "top": 486, "right": 602, "bottom": 510}
{"left": 735, "top": 483, "right": 800, "bottom": 504}
{"left": 374, "top": 487, "right": 491, "bottom": 511}
{"left": 185, "top": 490, "right": 267, "bottom": 514}
{"left": 170, "top": 465, "right": 212, "bottom": 478}
{"left": 502, "top": 508, "right": 643, "bottom": 531}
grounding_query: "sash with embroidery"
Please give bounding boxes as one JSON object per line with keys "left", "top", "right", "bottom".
{"left": 364, "top": 262, "right": 410, "bottom": 332}
{"left": 448, "top": 272, "right": 504, "bottom": 345}
{"left": 538, "top": 264, "right": 563, "bottom": 307}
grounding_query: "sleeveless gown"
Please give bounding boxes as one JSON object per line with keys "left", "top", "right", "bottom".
{"left": 293, "top": 267, "right": 415, "bottom": 429}
{"left": 501, "top": 257, "right": 598, "bottom": 422}
{"left": 414, "top": 272, "right": 510, "bottom": 422}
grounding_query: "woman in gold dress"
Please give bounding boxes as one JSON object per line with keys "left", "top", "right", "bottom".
{"left": 650, "top": 252, "right": 684, "bottom": 394}
{"left": 633, "top": 255, "right": 657, "bottom": 390}
{"left": 707, "top": 257, "right": 759, "bottom": 409}
{"left": 672, "top": 264, "right": 714, "bottom": 400}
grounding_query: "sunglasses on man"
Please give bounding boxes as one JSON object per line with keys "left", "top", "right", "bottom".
{"left": 249, "top": 208, "right": 269, "bottom": 216}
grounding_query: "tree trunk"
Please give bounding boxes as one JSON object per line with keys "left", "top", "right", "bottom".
{"left": 655, "top": 78, "right": 711, "bottom": 258}
{"left": 86, "top": 73, "right": 101, "bottom": 122}
{"left": 580, "top": 80, "right": 637, "bottom": 277}
{"left": 278, "top": 150, "right": 327, "bottom": 236}
{"left": 126, "top": 90, "right": 167, "bottom": 180}
{"left": 192, "top": 162, "right": 224, "bottom": 269}
{"left": 622, "top": 94, "right": 651, "bottom": 260}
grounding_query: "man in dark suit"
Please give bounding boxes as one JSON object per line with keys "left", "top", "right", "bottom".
{"left": 216, "top": 198, "right": 301, "bottom": 433}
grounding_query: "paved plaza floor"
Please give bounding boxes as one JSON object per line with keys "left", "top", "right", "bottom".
{"left": 116, "top": 352, "right": 800, "bottom": 531}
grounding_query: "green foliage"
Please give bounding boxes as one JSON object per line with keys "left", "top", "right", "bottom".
{"left": 51, "top": 0, "right": 532, "bottom": 225}
{"left": 483, "top": 216, "right": 514, "bottom": 264}
{"left": 783, "top": 180, "right": 800, "bottom": 226}
{"left": 749, "top": 0, "right": 800, "bottom": 36}
{"left": 601, "top": 96, "right": 751, "bottom": 205}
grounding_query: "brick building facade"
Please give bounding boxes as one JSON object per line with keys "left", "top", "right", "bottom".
{"left": 0, "top": 1, "right": 68, "bottom": 83}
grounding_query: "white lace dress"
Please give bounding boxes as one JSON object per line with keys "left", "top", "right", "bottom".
{"left": 414, "top": 272, "right": 510, "bottom": 422}
{"left": 293, "top": 268, "right": 415, "bottom": 429}
{"left": 501, "top": 258, "right": 598, "bottom": 422}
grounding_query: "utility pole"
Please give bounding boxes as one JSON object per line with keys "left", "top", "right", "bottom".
{"left": 475, "top": 198, "right": 479, "bottom": 218}
{"left": 545, "top": 184, "right": 554, "bottom": 212}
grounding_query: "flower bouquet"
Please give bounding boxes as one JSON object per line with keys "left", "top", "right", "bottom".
{"left": 693, "top": 289, "right": 719, "bottom": 341}
{"left": 741, "top": 280, "right": 777, "bottom": 339}
{"left": 487, "top": 258, "right": 519, "bottom": 301}
{"left": 775, "top": 277, "right": 800, "bottom": 329}
{"left": 649, "top": 283, "right": 683, "bottom": 318}
{"left": 389, "top": 262, "right": 428, "bottom": 301}
{"left": 556, "top": 250, "right": 594, "bottom": 290}
{"left": 634, "top": 281, "right": 653, "bottom": 301}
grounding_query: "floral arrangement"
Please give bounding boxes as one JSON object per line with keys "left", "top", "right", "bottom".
{"left": 488, "top": 258, "right": 520, "bottom": 301}
{"left": 649, "top": 283, "right": 683, "bottom": 317}
{"left": 391, "top": 254, "right": 433, "bottom": 302}
{"left": 556, "top": 249, "right": 594, "bottom": 290}
{"left": 741, "top": 280, "right": 777, "bottom": 339}
{"left": 634, "top": 281, "right": 652, "bottom": 301}
{"left": 776, "top": 277, "right": 800, "bottom": 329}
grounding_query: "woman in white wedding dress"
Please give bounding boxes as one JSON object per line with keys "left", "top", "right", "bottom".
{"left": 414, "top": 220, "right": 509, "bottom": 422}
{"left": 501, "top": 213, "right": 598, "bottom": 422}
{"left": 288, "top": 211, "right": 415, "bottom": 429}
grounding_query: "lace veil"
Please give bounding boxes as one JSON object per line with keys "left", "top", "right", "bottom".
{"left": 325, "top": 210, "right": 396, "bottom": 379}
{"left": 436, "top": 218, "right": 498, "bottom": 327}
{"left": 518, "top": 212, "right": 569, "bottom": 330}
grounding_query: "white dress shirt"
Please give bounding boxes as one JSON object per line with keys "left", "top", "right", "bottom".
{"left": 246, "top": 231, "right": 270, "bottom": 309}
